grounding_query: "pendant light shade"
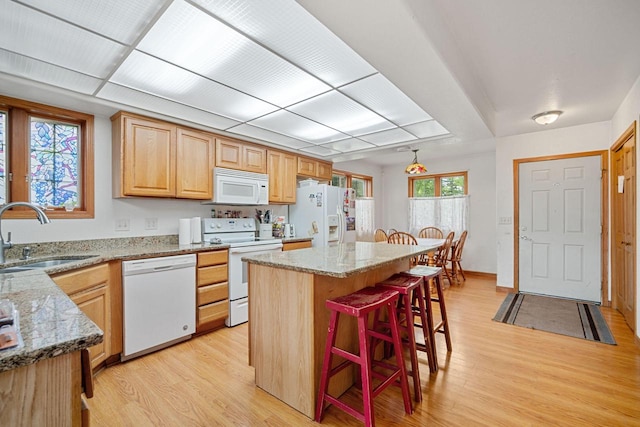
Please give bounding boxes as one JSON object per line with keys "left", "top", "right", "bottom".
{"left": 405, "top": 149, "right": 427, "bottom": 174}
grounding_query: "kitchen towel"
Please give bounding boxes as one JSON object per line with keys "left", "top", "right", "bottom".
{"left": 191, "top": 217, "right": 202, "bottom": 243}
{"left": 179, "top": 218, "right": 191, "bottom": 245}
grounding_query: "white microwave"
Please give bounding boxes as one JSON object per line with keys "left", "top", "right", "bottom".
{"left": 212, "top": 167, "right": 269, "bottom": 205}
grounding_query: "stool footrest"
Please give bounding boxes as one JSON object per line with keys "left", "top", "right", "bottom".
{"left": 371, "top": 371, "right": 402, "bottom": 399}
{"left": 331, "top": 347, "right": 361, "bottom": 365}
{"left": 323, "top": 395, "right": 365, "bottom": 423}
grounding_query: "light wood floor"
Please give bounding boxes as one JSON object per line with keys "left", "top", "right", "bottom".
{"left": 91, "top": 276, "right": 640, "bottom": 426}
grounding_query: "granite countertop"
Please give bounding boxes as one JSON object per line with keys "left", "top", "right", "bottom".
{"left": 242, "top": 241, "right": 434, "bottom": 278}
{"left": 0, "top": 237, "right": 232, "bottom": 372}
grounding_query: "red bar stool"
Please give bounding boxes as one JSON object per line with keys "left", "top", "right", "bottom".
{"left": 375, "top": 273, "right": 433, "bottom": 402}
{"left": 402, "top": 266, "right": 452, "bottom": 371}
{"left": 315, "top": 287, "right": 412, "bottom": 427}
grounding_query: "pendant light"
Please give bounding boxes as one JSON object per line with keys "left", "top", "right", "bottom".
{"left": 405, "top": 149, "right": 427, "bottom": 174}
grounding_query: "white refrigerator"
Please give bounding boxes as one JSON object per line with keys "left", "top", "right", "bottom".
{"left": 289, "top": 184, "right": 356, "bottom": 247}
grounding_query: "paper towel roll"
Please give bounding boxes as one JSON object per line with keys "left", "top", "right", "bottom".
{"left": 179, "top": 218, "right": 191, "bottom": 245}
{"left": 191, "top": 217, "right": 202, "bottom": 243}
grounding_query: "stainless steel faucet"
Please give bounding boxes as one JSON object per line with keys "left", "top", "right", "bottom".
{"left": 0, "top": 202, "right": 51, "bottom": 264}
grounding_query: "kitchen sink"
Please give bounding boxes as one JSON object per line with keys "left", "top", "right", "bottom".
{"left": 0, "top": 255, "right": 97, "bottom": 273}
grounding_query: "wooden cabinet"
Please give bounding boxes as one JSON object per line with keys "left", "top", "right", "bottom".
{"left": 52, "top": 264, "right": 111, "bottom": 370}
{"left": 215, "top": 137, "right": 267, "bottom": 174}
{"left": 282, "top": 240, "right": 312, "bottom": 251}
{"left": 112, "top": 111, "right": 214, "bottom": 199}
{"left": 267, "top": 150, "right": 297, "bottom": 204}
{"left": 196, "top": 249, "right": 229, "bottom": 333}
{"left": 176, "top": 128, "right": 214, "bottom": 199}
{"left": 297, "top": 155, "right": 332, "bottom": 181}
{"left": 112, "top": 112, "right": 176, "bottom": 198}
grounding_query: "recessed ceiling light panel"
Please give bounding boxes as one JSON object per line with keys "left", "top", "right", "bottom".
{"left": 111, "top": 51, "right": 278, "bottom": 121}
{"left": 138, "top": 1, "right": 329, "bottom": 107}
{"left": 403, "top": 120, "right": 449, "bottom": 139}
{"left": 249, "top": 109, "right": 350, "bottom": 144}
{"left": 359, "top": 128, "right": 417, "bottom": 146}
{"left": 322, "top": 138, "right": 376, "bottom": 153}
{"left": 288, "top": 90, "right": 394, "bottom": 135}
{"left": 193, "top": 0, "right": 376, "bottom": 87}
{"left": 0, "top": 50, "right": 102, "bottom": 94}
{"left": 17, "top": 0, "right": 165, "bottom": 44}
{"left": 0, "top": 1, "right": 126, "bottom": 78}
{"left": 228, "top": 124, "right": 313, "bottom": 150}
{"left": 340, "top": 74, "right": 433, "bottom": 126}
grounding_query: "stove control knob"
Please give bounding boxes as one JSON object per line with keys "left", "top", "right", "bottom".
{"left": 216, "top": 223, "right": 222, "bottom": 228}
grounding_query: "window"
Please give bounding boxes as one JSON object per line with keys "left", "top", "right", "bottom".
{"left": 0, "top": 95, "right": 94, "bottom": 219}
{"left": 409, "top": 171, "right": 467, "bottom": 197}
{"left": 332, "top": 170, "right": 373, "bottom": 197}
{"left": 408, "top": 171, "right": 468, "bottom": 236}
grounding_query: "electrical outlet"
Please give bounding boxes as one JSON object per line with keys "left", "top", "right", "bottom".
{"left": 115, "top": 218, "right": 130, "bottom": 231}
{"left": 145, "top": 217, "right": 158, "bottom": 230}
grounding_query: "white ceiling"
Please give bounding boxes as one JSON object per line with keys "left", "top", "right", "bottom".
{"left": 2, "top": 0, "right": 640, "bottom": 168}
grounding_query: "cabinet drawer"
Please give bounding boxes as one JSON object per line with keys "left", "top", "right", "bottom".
{"left": 197, "top": 250, "right": 228, "bottom": 267}
{"left": 197, "top": 264, "right": 228, "bottom": 286}
{"left": 53, "top": 264, "right": 110, "bottom": 295}
{"left": 197, "top": 282, "right": 228, "bottom": 306}
{"left": 198, "top": 300, "right": 228, "bottom": 326}
{"left": 283, "top": 241, "right": 312, "bottom": 251}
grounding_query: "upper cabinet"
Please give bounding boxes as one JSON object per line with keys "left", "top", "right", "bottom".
{"left": 215, "top": 138, "right": 267, "bottom": 174}
{"left": 267, "top": 150, "right": 297, "bottom": 204}
{"left": 297, "top": 155, "right": 333, "bottom": 181}
{"left": 176, "top": 128, "right": 214, "bottom": 199}
{"left": 112, "top": 112, "right": 213, "bottom": 199}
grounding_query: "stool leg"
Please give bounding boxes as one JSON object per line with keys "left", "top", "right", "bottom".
{"left": 315, "top": 310, "right": 340, "bottom": 422}
{"left": 387, "top": 301, "right": 412, "bottom": 415}
{"left": 413, "top": 282, "right": 438, "bottom": 373}
{"left": 433, "top": 274, "right": 452, "bottom": 351}
{"left": 358, "top": 314, "right": 375, "bottom": 427}
{"left": 422, "top": 278, "right": 438, "bottom": 372}
{"left": 400, "top": 293, "right": 422, "bottom": 402}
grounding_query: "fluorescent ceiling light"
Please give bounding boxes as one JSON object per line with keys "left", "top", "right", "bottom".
{"left": 359, "top": 128, "right": 417, "bottom": 145}
{"left": 249, "top": 110, "right": 349, "bottom": 144}
{"left": 228, "top": 124, "right": 313, "bottom": 150}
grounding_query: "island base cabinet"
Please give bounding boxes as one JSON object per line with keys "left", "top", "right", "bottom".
{"left": 248, "top": 259, "right": 409, "bottom": 418}
{"left": 0, "top": 351, "right": 82, "bottom": 426}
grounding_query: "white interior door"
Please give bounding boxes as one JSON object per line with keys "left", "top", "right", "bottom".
{"left": 518, "top": 156, "right": 601, "bottom": 302}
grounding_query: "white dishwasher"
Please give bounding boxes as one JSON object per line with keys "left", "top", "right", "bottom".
{"left": 122, "top": 254, "right": 196, "bottom": 361}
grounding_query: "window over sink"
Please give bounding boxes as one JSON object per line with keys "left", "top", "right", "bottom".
{"left": 0, "top": 95, "right": 94, "bottom": 218}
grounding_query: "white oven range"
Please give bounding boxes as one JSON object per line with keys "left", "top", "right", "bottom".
{"left": 202, "top": 218, "right": 282, "bottom": 327}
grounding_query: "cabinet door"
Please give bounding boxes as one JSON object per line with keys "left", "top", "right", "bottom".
{"left": 243, "top": 145, "right": 267, "bottom": 173}
{"left": 282, "top": 153, "right": 297, "bottom": 203}
{"left": 70, "top": 285, "right": 111, "bottom": 369}
{"left": 297, "top": 157, "right": 316, "bottom": 177}
{"left": 123, "top": 116, "right": 176, "bottom": 197}
{"left": 53, "top": 264, "right": 111, "bottom": 370}
{"left": 176, "top": 128, "right": 214, "bottom": 199}
{"left": 268, "top": 151, "right": 285, "bottom": 202}
{"left": 215, "top": 138, "right": 243, "bottom": 170}
{"left": 317, "top": 160, "right": 333, "bottom": 181}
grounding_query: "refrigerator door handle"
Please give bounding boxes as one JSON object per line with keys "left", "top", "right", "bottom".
{"left": 337, "top": 205, "right": 344, "bottom": 244}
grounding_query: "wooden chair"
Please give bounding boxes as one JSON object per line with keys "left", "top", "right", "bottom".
{"left": 387, "top": 231, "right": 417, "bottom": 245}
{"left": 448, "top": 230, "right": 468, "bottom": 283}
{"left": 387, "top": 228, "right": 398, "bottom": 235}
{"left": 388, "top": 232, "right": 420, "bottom": 266}
{"left": 374, "top": 228, "right": 388, "bottom": 242}
{"left": 418, "top": 227, "right": 443, "bottom": 239}
{"left": 433, "top": 231, "right": 455, "bottom": 285}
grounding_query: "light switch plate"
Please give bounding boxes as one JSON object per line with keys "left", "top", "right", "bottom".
{"left": 498, "top": 216, "right": 512, "bottom": 225}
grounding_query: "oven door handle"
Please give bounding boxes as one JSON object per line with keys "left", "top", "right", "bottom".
{"left": 230, "top": 244, "right": 283, "bottom": 254}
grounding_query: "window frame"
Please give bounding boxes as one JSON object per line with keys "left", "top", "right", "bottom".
{"left": 332, "top": 169, "right": 373, "bottom": 197}
{"left": 0, "top": 95, "right": 94, "bottom": 219}
{"left": 408, "top": 171, "right": 468, "bottom": 197}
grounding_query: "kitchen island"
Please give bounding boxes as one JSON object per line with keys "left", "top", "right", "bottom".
{"left": 243, "top": 241, "right": 437, "bottom": 418}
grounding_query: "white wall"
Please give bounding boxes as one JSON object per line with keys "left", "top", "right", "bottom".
{"left": 4, "top": 113, "right": 288, "bottom": 245}
{"left": 378, "top": 150, "right": 497, "bottom": 274}
{"left": 611, "top": 73, "right": 640, "bottom": 336}
{"left": 495, "top": 121, "right": 612, "bottom": 288}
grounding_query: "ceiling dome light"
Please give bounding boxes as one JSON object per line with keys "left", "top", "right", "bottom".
{"left": 532, "top": 110, "right": 563, "bottom": 125}
{"left": 405, "top": 149, "right": 427, "bottom": 174}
